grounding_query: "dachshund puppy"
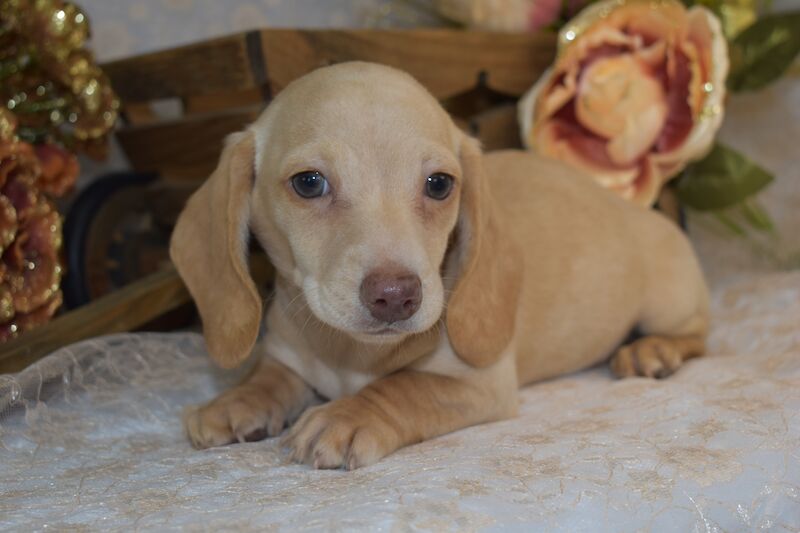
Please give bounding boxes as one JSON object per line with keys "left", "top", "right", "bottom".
{"left": 171, "top": 62, "right": 708, "bottom": 469}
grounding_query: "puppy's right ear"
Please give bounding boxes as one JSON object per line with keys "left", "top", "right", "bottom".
{"left": 169, "top": 131, "right": 261, "bottom": 368}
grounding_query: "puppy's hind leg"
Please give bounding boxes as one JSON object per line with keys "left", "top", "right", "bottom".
{"left": 610, "top": 225, "right": 710, "bottom": 379}
{"left": 610, "top": 330, "right": 706, "bottom": 379}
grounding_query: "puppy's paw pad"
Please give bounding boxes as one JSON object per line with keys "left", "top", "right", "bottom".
{"left": 610, "top": 336, "right": 684, "bottom": 379}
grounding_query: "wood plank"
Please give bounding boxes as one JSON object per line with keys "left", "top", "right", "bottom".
{"left": 104, "top": 34, "right": 257, "bottom": 103}
{"left": 259, "top": 29, "right": 556, "bottom": 100}
{"left": 119, "top": 103, "right": 527, "bottom": 180}
{"left": 469, "top": 104, "right": 523, "bottom": 151}
{"left": 0, "top": 267, "right": 189, "bottom": 374}
{"left": 0, "top": 257, "right": 275, "bottom": 374}
{"left": 183, "top": 88, "right": 264, "bottom": 115}
{"left": 103, "top": 29, "right": 555, "bottom": 104}
{"left": 124, "top": 102, "right": 159, "bottom": 125}
{"left": 116, "top": 105, "right": 262, "bottom": 178}
{"left": 111, "top": 29, "right": 555, "bottom": 176}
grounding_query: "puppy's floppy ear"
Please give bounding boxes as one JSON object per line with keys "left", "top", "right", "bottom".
{"left": 446, "top": 135, "right": 523, "bottom": 367}
{"left": 169, "top": 131, "right": 261, "bottom": 369}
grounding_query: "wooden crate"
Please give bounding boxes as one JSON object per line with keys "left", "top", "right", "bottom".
{"left": 0, "top": 29, "right": 557, "bottom": 372}
{"left": 109, "top": 29, "right": 556, "bottom": 180}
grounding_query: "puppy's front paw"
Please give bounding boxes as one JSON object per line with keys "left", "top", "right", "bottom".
{"left": 281, "top": 397, "right": 399, "bottom": 470}
{"left": 184, "top": 384, "right": 292, "bottom": 449}
{"left": 610, "top": 335, "right": 690, "bottom": 379}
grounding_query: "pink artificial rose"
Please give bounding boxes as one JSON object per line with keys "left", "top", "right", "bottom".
{"left": 519, "top": 0, "right": 728, "bottom": 206}
{"left": 435, "top": 0, "right": 588, "bottom": 32}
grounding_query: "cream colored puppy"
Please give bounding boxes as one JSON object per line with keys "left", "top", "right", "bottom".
{"left": 171, "top": 62, "right": 709, "bottom": 469}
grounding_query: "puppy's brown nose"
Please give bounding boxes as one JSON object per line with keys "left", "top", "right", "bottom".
{"left": 360, "top": 270, "right": 422, "bottom": 323}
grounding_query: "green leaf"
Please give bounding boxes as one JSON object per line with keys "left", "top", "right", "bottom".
{"left": 712, "top": 211, "right": 747, "bottom": 236}
{"left": 728, "top": 11, "right": 800, "bottom": 92}
{"left": 675, "top": 143, "right": 773, "bottom": 210}
{"left": 684, "top": 0, "right": 759, "bottom": 38}
{"left": 737, "top": 198, "right": 775, "bottom": 232}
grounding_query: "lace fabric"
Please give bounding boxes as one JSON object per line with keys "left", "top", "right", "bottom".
{"left": 2, "top": 272, "right": 799, "bottom": 531}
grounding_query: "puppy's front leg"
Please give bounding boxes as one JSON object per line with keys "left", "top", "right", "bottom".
{"left": 185, "top": 357, "right": 315, "bottom": 448}
{"left": 282, "top": 368, "right": 516, "bottom": 470}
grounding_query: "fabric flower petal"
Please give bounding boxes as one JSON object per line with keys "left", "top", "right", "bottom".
{"left": 519, "top": 0, "right": 727, "bottom": 207}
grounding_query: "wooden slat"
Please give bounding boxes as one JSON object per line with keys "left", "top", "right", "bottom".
{"left": 103, "top": 29, "right": 556, "bottom": 104}
{"left": 0, "top": 267, "right": 189, "bottom": 374}
{"left": 0, "top": 256, "right": 275, "bottom": 374}
{"left": 116, "top": 105, "right": 262, "bottom": 178}
{"left": 183, "top": 88, "right": 264, "bottom": 115}
{"left": 469, "top": 104, "right": 523, "bottom": 151}
{"left": 120, "top": 102, "right": 524, "bottom": 179}
{"left": 104, "top": 34, "right": 257, "bottom": 103}
{"left": 110, "top": 29, "right": 555, "bottom": 177}
{"left": 123, "top": 102, "right": 159, "bottom": 125}
{"left": 259, "top": 29, "right": 556, "bottom": 99}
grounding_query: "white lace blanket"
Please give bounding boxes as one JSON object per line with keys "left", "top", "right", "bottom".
{"left": 2, "top": 271, "right": 799, "bottom": 531}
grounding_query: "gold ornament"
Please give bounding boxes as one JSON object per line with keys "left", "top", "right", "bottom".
{"left": 0, "top": 107, "right": 75, "bottom": 341}
{"left": 0, "top": 0, "right": 91, "bottom": 340}
{"left": 0, "top": 0, "right": 119, "bottom": 152}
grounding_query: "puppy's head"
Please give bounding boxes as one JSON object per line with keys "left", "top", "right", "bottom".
{"left": 171, "top": 62, "right": 520, "bottom": 368}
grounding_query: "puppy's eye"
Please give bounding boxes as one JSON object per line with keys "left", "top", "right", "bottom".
{"left": 291, "top": 171, "right": 330, "bottom": 199}
{"left": 425, "top": 173, "right": 454, "bottom": 200}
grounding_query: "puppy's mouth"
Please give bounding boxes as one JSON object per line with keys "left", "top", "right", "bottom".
{"left": 370, "top": 326, "right": 404, "bottom": 336}
{"left": 350, "top": 325, "right": 410, "bottom": 343}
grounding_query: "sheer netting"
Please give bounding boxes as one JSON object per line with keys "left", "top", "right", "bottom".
{"left": 2, "top": 272, "right": 799, "bottom": 531}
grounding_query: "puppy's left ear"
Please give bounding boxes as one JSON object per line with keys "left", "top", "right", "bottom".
{"left": 446, "top": 135, "right": 523, "bottom": 367}
{"left": 169, "top": 131, "right": 261, "bottom": 369}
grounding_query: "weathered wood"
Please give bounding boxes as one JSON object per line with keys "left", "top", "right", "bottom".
{"left": 119, "top": 101, "right": 524, "bottom": 180}
{"left": 0, "top": 257, "right": 275, "bottom": 374}
{"left": 0, "top": 267, "right": 189, "bottom": 374}
{"left": 109, "top": 29, "right": 556, "bottom": 180}
{"left": 183, "top": 88, "right": 264, "bottom": 115}
{"left": 104, "top": 34, "right": 257, "bottom": 103}
{"left": 258, "top": 29, "right": 556, "bottom": 99}
{"left": 468, "top": 104, "right": 523, "bottom": 151}
{"left": 123, "top": 102, "right": 159, "bottom": 125}
{"left": 104, "top": 29, "right": 556, "bottom": 104}
{"left": 116, "top": 105, "right": 262, "bottom": 178}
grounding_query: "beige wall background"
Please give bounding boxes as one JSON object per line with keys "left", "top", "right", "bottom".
{"left": 82, "top": 0, "right": 443, "bottom": 62}
{"left": 82, "top": 0, "right": 798, "bottom": 62}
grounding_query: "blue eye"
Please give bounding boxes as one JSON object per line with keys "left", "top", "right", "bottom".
{"left": 291, "top": 171, "right": 330, "bottom": 199}
{"left": 425, "top": 173, "right": 454, "bottom": 200}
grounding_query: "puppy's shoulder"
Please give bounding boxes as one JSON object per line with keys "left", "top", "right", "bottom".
{"left": 481, "top": 150, "right": 622, "bottom": 214}
{"left": 482, "top": 149, "right": 602, "bottom": 196}
{"left": 481, "top": 150, "right": 682, "bottom": 241}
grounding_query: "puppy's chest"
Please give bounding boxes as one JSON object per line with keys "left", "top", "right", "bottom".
{"left": 262, "top": 335, "right": 376, "bottom": 400}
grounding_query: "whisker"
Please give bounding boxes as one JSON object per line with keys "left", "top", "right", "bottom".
{"left": 298, "top": 311, "right": 315, "bottom": 339}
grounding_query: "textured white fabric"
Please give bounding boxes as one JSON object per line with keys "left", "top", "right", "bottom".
{"left": 2, "top": 272, "right": 799, "bottom": 531}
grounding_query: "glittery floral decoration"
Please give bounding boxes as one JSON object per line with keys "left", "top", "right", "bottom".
{"left": 0, "top": 0, "right": 111, "bottom": 340}
{"left": 0, "top": 108, "right": 75, "bottom": 341}
{"left": 0, "top": 0, "right": 119, "bottom": 153}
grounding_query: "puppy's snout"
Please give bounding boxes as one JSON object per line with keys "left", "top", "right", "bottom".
{"left": 360, "top": 270, "right": 422, "bottom": 323}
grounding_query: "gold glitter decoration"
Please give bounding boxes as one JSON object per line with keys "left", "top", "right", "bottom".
{"left": 0, "top": 104, "right": 76, "bottom": 342}
{"left": 693, "top": 0, "right": 758, "bottom": 38}
{"left": 0, "top": 0, "right": 96, "bottom": 340}
{"left": 557, "top": 0, "right": 682, "bottom": 51}
{"left": 0, "top": 0, "right": 119, "bottom": 151}
{"left": 0, "top": 108, "right": 19, "bottom": 142}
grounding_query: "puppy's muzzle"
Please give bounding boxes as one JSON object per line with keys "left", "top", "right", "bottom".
{"left": 359, "top": 269, "right": 422, "bottom": 323}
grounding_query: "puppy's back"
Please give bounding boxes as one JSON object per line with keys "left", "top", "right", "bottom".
{"left": 481, "top": 150, "right": 704, "bottom": 383}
